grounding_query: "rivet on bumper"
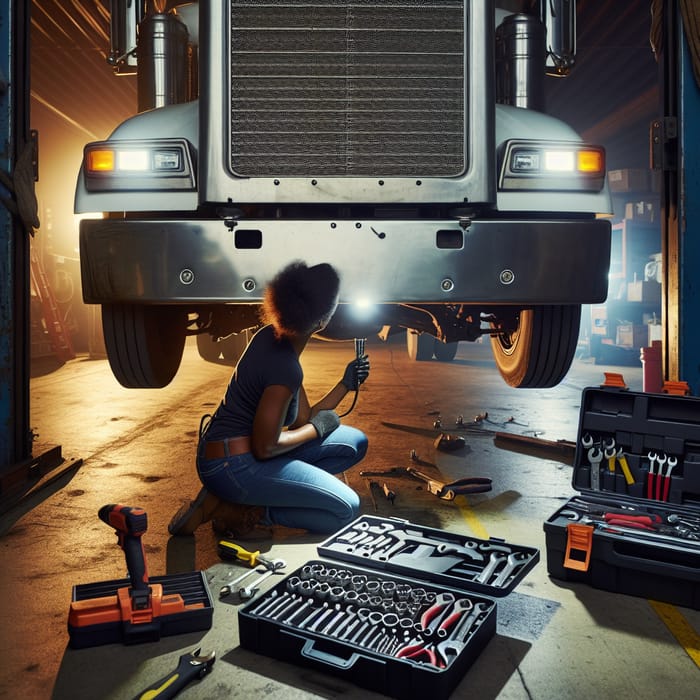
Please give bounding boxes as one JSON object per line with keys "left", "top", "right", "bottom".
{"left": 499, "top": 269, "right": 515, "bottom": 285}
{"left": 179, "top": 269, "right": 194, "bottom": 285}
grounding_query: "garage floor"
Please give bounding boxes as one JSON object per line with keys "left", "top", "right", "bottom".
{"left": 1, "top": 335, "right": 699, "bottom": 699}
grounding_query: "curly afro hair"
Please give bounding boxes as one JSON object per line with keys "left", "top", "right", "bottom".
{"left": 260, "top": 261, "right": 340, "bottom": 337}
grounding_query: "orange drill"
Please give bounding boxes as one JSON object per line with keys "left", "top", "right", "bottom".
{"left": 98, "top": 504, "right": 149, "bottom": 605}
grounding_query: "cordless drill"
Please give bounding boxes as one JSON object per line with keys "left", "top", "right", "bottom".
{"left": 98, "top": 504, "right": 150, "bottom": 606}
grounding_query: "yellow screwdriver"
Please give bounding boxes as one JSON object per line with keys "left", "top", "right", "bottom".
{"left": 217, "top": 539, "right": 284, "bottom": 571}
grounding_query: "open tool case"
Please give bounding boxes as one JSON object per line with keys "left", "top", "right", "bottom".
{"left": 544, "top": 381, "right": 700, "bottom": 609}
{"left": 238, "top": 515, "right": 539, "bottom": 699}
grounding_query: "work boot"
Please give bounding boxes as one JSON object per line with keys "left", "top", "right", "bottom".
{"left": 211, "top": 503, "right": 269, "bottom": 539}
{"left": 168, "top": 487, "right": 221, "bottom": 535}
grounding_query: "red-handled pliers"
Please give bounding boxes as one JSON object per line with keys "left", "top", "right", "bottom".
{"left": 603, "top": 513, "right": 656, "bottom": 530}
{"left": 396, "top": 639, "right": 446, "bottom": 668}
{"left": 603, "top": 513, "right": 660, "bottom": 529}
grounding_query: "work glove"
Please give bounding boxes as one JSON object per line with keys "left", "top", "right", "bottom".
{"left": 341, "top": 355, "right": 370, "bottom": 391}
{"left": 310, "top": 410, "right": 341, "bottom": 438}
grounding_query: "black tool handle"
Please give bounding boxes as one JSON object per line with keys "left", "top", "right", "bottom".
{"left": 98, "top": 504, "right": 149, "bottom": 591}
{"left": 135, "top": 653, "right": 207, "bottom": 700}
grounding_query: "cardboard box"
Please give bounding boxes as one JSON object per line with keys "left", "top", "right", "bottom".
{"left": 627, "top": 280, "right": 661, "bottom": 303}
{"left": 616, "top": 323, "right": 648, "bottom": 349}
{"left": 608, "top": 168, "right": 650, "bottom": 193}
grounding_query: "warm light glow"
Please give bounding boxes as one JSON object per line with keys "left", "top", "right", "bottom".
{"left": 87, "top": 149, "right": 115, "bottom": 172}
{"left": 578, "top": 150, "right": 604, "bottom": 173}
{"left": 117, "top": 150, "right": 149, "bottom": 171}
{"left": 544, "top": 151, "right": 574, "bottom": 171}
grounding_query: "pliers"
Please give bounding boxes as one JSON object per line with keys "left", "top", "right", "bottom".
{"left": 396, "top": 638, "right": 447, "bottom": 668}
{"left": 406, "top": 467, "right": 492, "bottom": 500}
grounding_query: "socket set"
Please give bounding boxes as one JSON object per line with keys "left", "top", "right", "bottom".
{"left": 238, "top": 516, "right": 539, "bottom": 699}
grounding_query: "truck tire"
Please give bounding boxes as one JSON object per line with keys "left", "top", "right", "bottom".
{"left": 102, "top": 304, "right": 187, "bottom": 388}
{"left": 433, "top": 340, "right": 459, "bottom": 362}
{"left": 406, "top": 329, "right": 434, "bottom": 361}
{"left": 490, "top": 305, "right": 581, "bottom": 388}
{"left": 196, "top": 331, "right": 250, "bottom": 366}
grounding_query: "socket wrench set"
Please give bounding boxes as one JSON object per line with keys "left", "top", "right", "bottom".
{"left": 544, "top": 384, "right": 700, "bottom": 608}
{"left": 238, "top": 516, "right": 539, "bottom": 699}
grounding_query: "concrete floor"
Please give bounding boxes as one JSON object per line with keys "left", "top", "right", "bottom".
{"left": 1, "top": 335, "right": 699, "bottom": 699}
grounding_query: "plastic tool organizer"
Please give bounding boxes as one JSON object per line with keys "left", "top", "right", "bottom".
{"left": 238, "top": 515, "right": 539, "bottom": 699}
{"left": 544, "top": 384, "right": 700, "bottom": 609}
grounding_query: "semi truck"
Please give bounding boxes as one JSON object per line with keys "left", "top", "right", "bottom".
{"left": 75, "top": 0, "right": 612, "bottom": 389}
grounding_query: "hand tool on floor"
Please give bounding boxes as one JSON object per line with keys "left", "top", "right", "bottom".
{"left": 217, "top": 539, "right": 285, "bottom": 571}
{"left": 405, "top": 467, "right": 492, "bottom": 500}
{"left": 219, "top": 567, "right": 268, "bottom": 598}
{"left": 135, "top": 648, "right": 215, "bottom": 700}
{"left": 433, "top": 432, "right": 466, "bottom": 452}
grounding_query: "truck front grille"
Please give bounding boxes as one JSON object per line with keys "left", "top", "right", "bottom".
{"left": 229, "top": 0, "right": 465, "bottom": 178}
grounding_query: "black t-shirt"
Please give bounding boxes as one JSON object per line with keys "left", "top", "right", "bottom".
{"left": 205, "top": 325, "right": 302, "bottom": 441}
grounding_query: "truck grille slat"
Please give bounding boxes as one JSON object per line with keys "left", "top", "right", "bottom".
{"left": 229, "top": 0, "right": 466, "bottom": 177}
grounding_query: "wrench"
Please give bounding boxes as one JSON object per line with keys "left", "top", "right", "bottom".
{"left": 588, "top": 447, "right": 603, "bottom": 490}
{"left": 436, "top": 601, "right": 490, "bottom": 665}
{"left": 377, "top": 529, "right": 483, "bottom": 562}
{"left": 237, "top": 568, "right": 277, "bottom": 600}
{"left": 492, "top": 551, "right": 529, "bottom": 587}
{"left": 220, "top": 567, "right": 266, "bottom": 598}
{"left": 475, "top": 552, "right": 507, "bottom": 583}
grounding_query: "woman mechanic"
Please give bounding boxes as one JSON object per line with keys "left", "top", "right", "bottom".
{"left": 169, "top": 261, "right": 370, "bottom": 538}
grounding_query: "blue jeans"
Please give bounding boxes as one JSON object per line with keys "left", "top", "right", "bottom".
{"left": 196, "top": 425, "right": 367, "bottom": 533}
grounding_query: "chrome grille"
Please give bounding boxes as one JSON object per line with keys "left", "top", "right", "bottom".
{"left": 229, "top": 0, "right": 465, "bottom": 177}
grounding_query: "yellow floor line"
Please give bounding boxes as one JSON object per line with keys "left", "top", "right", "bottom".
{"left": 649, "top": 600, "right": 700, "bottom": 668}
{"left": 457, "top": 499, "right": 490, "bottom": 542}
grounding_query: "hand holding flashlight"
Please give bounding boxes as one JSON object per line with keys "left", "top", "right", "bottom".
{"left": 341, "top": 338, "right": 369, "bottom": 391}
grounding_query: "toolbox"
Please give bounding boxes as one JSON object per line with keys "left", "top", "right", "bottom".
{"left": 543, "top": 382, "right": 700, "bottom": 609}
{"left": 238, "top": 515, "right": 539, "bottom": 699}
{"left": 68, "top": 571, "right": 214, "bottom": 648}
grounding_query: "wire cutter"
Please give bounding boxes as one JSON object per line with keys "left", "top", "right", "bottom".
{"left": 405, "top": 467, "right": 492, "bottom": 500}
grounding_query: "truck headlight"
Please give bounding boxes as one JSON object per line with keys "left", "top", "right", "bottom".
{"left": 83, "top": 139, "right": 195, "bottom": 191}
{"left": 499, "top": 140, "right": 606, "bottom": 191}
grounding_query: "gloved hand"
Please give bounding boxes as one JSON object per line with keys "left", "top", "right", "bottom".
{"left": 341, "top": 355, "right": 370, "bottom": 391}
{"left": 310, "top": 410, "right": 340, "bottom": 438}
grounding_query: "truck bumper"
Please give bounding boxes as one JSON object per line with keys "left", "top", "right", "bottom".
{"left": 79, "top": 217, "right": 611, "bottom": 305}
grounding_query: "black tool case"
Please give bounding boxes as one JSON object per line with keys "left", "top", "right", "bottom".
{"left": 543, "top": 384, "right": 700, "bottom": 609}
{"left": 238, "top": 515, "right": 539, "bottom": 699}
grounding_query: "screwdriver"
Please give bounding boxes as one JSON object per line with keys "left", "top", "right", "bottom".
{"left": 217, "top": 539, "right": 278, "bottom": 570}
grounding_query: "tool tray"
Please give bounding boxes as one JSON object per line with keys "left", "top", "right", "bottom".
{"left": 543, "top": 385, "right": 700, "bottom": 609}
{"left": 68, "top": 571, "right": 214, "bottom": 648}
{"left": 238, "top": 515, "right": 539, "bottom": 699}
